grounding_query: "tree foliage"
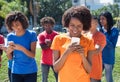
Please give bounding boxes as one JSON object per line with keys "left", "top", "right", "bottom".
{"left": 91, "top": 3, "right": 120, "bottom": 18}
{"left": 0, "top": 0, "right": 28, "bottom": 18}
{"left": 0, "top": 0, "right": 28, "bottom": 31}
{"left": 38, "top": 0, "right": 72, "bottom": 24}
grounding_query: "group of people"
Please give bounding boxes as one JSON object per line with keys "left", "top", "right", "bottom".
{"left": 0, "top": 5, "right": 119, "bottom": 82}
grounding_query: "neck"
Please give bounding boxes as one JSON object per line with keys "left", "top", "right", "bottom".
{"left": 68, "top": 32, "right": 81, "bottom": 38}
{"left": 16, "top": 30, "right": 25, "bottom": 36}
{"left": 103, "top": 25, "right": 107, "bottom": 30}
{"left": 46, "top": 30, "right": 52, "bottom": 34}
{"left": 91, "top": 29, "right": 97, "bottom": 35}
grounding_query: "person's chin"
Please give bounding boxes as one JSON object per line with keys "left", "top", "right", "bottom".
{"left": 71, "top": 33, "right": 79, "bottom": 37}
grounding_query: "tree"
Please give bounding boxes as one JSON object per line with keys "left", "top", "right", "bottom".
{"left": 39, "top": 0, "right": 72, "bottom": 25}
{"left": 91, "top": 3, "right": 119, "bottom": 18}
{"left": 0, "top": 0, "right": 28, "bottom": 18}
{"left": 91, "top": 3, "right": 120, "bottom": 26}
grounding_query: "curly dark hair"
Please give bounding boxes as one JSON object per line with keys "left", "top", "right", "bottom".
{"left": 5, "top": 11, "right": 29, "bottom": 31}
{"left": 40, "top": 17, "right": 55, "bottom": 26}
{"left": 62, "top": 6, "right": 91, "bottom": 31}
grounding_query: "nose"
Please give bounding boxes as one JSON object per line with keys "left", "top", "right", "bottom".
{"left": 72, "top": 27, "right": 78, "bottom": 32}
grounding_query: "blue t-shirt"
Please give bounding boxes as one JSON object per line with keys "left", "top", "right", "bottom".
{"left": 7, "top": 30, "right": 38, "bottom": 74}
{"left": 101, "top": 27, "right": 119, "bottom": 64}
{"left": 8, "top": 60, "right": 12, "bottom": 69}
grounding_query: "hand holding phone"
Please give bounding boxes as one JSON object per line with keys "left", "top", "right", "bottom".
{"left": 71, "top": 37, "right": 80, "bottom": 45}
{"left": 8, "top": 41, "right": 15, "bottom": 47}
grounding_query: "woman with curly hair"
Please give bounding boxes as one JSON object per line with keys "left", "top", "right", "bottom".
{"left": 51, "top": 6, "right": 95, "bottom": 82}
{"left": 5, "top": 11, "right": 37, "bottom": 82}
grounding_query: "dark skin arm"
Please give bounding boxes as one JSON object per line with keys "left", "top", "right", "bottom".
{"left": 53, "top": 42, "right": 91, "bottom": 73}
{"left": 53, "top": 43, "right": 77, "bottom": 72}
{"left": 0, "top": 50, "right": 3, "bottom": 55}
{"left": 87, "top": 45, "right": 104, "bottom": 67}
{"left": 0, "top": 44, "right": 5, "bottom": 55}
{"left": 74, "top": 45, "right": 92, "bottom": 73}
{"left": 40, "top": 40, "right": 52, "bottom": 49}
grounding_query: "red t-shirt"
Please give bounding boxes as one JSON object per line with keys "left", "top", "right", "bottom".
{"left": 38, "top": 31, "right": 58, "bottom": 65}
{"left": 0, "top": 34, "right": 4, "bottom": 67}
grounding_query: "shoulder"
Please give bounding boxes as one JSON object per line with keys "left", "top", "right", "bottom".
{"left": 26, "top": 30, "right": 36, "bottom": 35}
{"left": 111, "top": 27, "right": 119, "bottom": 35}
{"left": 112, "top": 27, "right": 119, "bottom": 32}
{"left": 0, "top": 34, "right": 4, "bottom": 39}
{"left": 81, "top": 34, "right": 94, "bottom": 46}
{"left": 0, "top": 34, "right": 4, "bottom": 43}
{"left": 97, "top": 31, "right": 106, "bottom": 38}
{"left": 7, "top": 32, "right": 15, "bottom": 37}
{"left": 81, "top": 34, "right": 93, "bottom": 42}
{"left": 54, "top": 33, "right": 69, "bottom": 41}
{"left": 52, "top": 30, "right": 59, "bottom": 35}
{"left": 38, "top": 31, "right": 45, "bottom": 38}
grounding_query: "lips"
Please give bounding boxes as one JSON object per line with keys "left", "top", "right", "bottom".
{"left": 73, "top": 30, "right": 78, "bottom": 34}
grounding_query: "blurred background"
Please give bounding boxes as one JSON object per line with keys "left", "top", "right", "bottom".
{"left": 0, "top": 0, "right": 120, "bottom": 36}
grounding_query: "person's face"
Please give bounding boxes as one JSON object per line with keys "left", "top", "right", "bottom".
{"left": 68, "top": 17, "right": 83, "bottom": 37}
{"left": 11, "top": 21, "right": 24, "bottom": 33}
{"left": 43, "top": 23, "right": 53, "bottom": 33}
{"left": 100, "top": 16, "right": 107, "bottom": 28}
{"left": 90, "top": 19, "right": 98, "bottom": 32}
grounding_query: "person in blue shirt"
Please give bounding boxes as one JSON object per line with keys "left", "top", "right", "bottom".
{"left": 5, "top": 11, "right": 38, "bottom": 82}
{"left": 99, "top": 11, "right": 119, "bottom": 82}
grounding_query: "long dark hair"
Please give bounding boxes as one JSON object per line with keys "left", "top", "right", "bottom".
{"left": 99, "top": 11, "right": 113, "bottom": 34}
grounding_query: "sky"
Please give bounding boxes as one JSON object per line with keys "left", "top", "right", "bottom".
{"left": 100, "top": 0, "right": 113, "bottom": 3}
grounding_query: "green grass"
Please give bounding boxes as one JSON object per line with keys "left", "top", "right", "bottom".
{"left": 0, "top": 47, "right": 120, "bottom": 82}
{"left": 102, "top": 47, "right": 120, "bottom": 82}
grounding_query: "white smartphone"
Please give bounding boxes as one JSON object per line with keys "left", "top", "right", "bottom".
{"left": 45, "top": 39, "right": 51, "bottom": 43}
{"left": 71, "top": 37, "right": 80, "bottom": 45}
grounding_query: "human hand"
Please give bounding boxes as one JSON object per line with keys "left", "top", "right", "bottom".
{"left": 66, "top": 42, "right": 79, "bottom": 54}
{"left": 13, "top": 44, "right": 24, "bottom": 51}
{"left": 0, "top": 44, "right": 5, "bottom": 50}
{"left": 0, "top": 46, "right": 7, "bottom": 52}
{"left": 6, "top": 44, "right": 14, "bottom": 54}
{"left": 73, "top": 44, "right": 85, "bottom": 56}
{"left": 71, "top": 37, "right": 80, "bottom": 45}
{"left": 45, "top": 39, "right": 52, "bottom": 47}
{"left": 8, "top": 41, "right": 15, "bottom": 47}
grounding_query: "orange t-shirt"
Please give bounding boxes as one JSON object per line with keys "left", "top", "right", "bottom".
{"left": 90, "top": 31, "right": 106, "bottom": 80}
{"left": 51, "top": 34, "right": 95, "bottom": 82}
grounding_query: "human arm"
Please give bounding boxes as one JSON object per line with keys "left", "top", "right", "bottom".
{"left": 87, "top": 32, "right": 106, "bottom": 66}
{"left": 40, "top": 40, "right": 52, "bottom": 49}
{"left": 74, "top": 45, "right": 92, "bottom": 73}
{"left": 6, "top": 44, "right": 14, "bottom": 60}
{"left": 13, "top": 41, "right": 36, "bottom": 58}
{"left": 106, "top": 28, "right": 119, "bottom": 48}
{"left": 38, "top": 33, "right": 52, "bottom": 49}
{"left": 0, "top": 45, "right": 3, "bottom": 55}
{"left": 53, "top": 43, "right": 78, "bottom": 72}
{"left": 0, "top": 35, "right": 5, "bottom": 55}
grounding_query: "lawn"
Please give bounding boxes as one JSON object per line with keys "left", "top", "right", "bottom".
{"left": 0, "top": 47, "right": 120, "bottom": 82}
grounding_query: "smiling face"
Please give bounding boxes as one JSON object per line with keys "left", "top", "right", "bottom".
{"left": 11, "top": 21, "right": 24, "bottom": 35}
{"left": 68, "top": 17, "right": 83, "bottom": 37}
{"left": 100, "top": 16, "right": 107, "bottom": 29}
